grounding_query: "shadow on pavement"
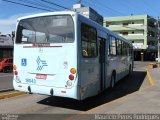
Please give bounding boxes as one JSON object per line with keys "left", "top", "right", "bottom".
{"left": 38, "top": 71, "right": 146, "bottom": 111}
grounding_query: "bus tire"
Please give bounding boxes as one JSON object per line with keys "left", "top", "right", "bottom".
{"left": 110, "top": 72, "right": 116, "bottom": 88}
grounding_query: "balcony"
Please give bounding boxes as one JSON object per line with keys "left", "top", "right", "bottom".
{"left": 132, "top": 44, "right": 147, "bottom": 49}
{"left": 107, "top": 25, "right": 146, "bottom": 31}
{"left": 119, "top": 35, "right": 145, "bottom": 40}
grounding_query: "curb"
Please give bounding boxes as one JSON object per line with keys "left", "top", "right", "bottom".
{"left": 0, "top": 88, "right": 14, "bottom": 93}
{"left": 0, "top": 91, "right": 26, "bottom": 99}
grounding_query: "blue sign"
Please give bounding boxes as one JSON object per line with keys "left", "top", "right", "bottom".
{"left": 21, "top": 58, "right": 27, "bottom": 66}
{"left": 36, "top": 56, "right": 48, "bottom": 71}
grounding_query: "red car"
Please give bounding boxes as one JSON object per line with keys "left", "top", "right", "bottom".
{"left": 0, "top": 58, "right": 13, "bottom": 72}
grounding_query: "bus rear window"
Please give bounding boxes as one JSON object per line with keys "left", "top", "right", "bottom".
{"left": 16, "top": 15, "right": 74, "bottom": 44}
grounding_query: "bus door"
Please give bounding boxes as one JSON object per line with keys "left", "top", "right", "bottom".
{"left": 99, "top": 38, "right": 106, "bottom": 91}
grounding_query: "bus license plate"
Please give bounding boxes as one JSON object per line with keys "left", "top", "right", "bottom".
{"left": 36, "top": 74, "right": 47, "bottom": 80}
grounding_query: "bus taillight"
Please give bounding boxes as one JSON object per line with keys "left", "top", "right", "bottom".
{"left": 13, "top": 65, "right": 17, "bottom": 70}
{"left": 70, "top": 68, "right": 76, "bottom": 74}
{"left": 69, "top": 74, "right": 74, "bottom": 80}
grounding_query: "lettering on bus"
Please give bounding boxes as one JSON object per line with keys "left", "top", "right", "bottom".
{"left": 33, "top": 43, "right": 50, "bottom": 47}
{"left": 25, "top": 78, "right": 36, "bottom": 84}
{"left": 63, "top": 61, "right": 68, "bottom": 69}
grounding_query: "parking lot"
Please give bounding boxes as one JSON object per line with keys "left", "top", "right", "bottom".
{"left": 0, "top": 61, "right": 159, "bottom": 120}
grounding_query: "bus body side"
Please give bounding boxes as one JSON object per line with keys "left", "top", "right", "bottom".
{"left": 77, "top": 15, "right": 100, "bottom": 100}
{"left": 106, "top": 35, "right": 133, "bottom": 88}
{"left": 77, "top": 14, "right": 133, "bottom": 100}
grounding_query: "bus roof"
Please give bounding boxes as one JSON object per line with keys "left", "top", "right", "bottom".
{"left": 17, "top": 11, "right": 76, "bottom": 21}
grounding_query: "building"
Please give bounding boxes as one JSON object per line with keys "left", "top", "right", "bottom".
{"left": 0, "top": 35, "right": 13, "bottom": 60}
{"left": 73, "top": 3, "right": 103, "bottom": 26}
{"left": 104, "top": 15, "right": 158, "bottom": 61}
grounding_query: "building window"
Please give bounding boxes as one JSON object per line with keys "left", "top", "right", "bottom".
{"left": 123, "top": 23, "right": 128, "bottom": 26}
{"left": 122, "top": 32, "right": 128, "bottom": 35}
{"left": 106, "top": 23, "right": 109, "bottom": 27}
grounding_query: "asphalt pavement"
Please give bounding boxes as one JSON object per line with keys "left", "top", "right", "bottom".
{"left": 0, "top": 63, "right": 149, "bottom": 111}
{"left": 0, "top": 61, "right": 153, "bottom": 120}
{"left": 0, "top": 72, "right": 13, "bottom": 91}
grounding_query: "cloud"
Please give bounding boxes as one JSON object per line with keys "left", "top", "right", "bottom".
{"left": 0, "top": 12, "right": 38, "bottom": 34}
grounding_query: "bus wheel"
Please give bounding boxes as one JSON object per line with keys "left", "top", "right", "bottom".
{"left": 110, "top": 73, "right": 115, "bottom": 88}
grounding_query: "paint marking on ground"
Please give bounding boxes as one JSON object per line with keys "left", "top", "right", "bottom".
{"left": 0, "top": 91, "right": 26, "bottom": 100}
{"left": 146, "top": 68, "right": 155, "bottom": 86}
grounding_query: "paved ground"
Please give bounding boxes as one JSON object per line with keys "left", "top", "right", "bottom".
{"left": 0, "top": 61, "right": 152, "bottom": 120}
{"left": 0, "top": 72, "right": 13, "bottom": 91}
{"left": 0, "top": 62, "right": 150, "bottom": 119}
{"left": 150, "top": 68, "right": 160, "bottom": 86}
{"left": 68, "top": 65, "right": 160, "bottom": 120}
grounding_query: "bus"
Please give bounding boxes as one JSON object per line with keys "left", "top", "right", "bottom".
{"left": 13, "top": 11, "right": 133, "bottom": 100}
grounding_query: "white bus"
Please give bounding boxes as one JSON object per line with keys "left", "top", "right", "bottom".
{"left": 13, "top": 11, "right": 133, "bottom": 100}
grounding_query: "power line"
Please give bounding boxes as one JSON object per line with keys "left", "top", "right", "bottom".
{"left": 2, "top": 0, "right": 53, "bottom": 11}
{"left": 75, "top": 0, "right": 125, "bottom": 16}
{"left": 95, "top": 1, "right": 126, "bottom": 16}
{"left": 40, "top": 0, "right": 72, "bottom": 11}
{"left": 18, "top": 0, "right": 60, "bottom": 11}
{"left": 81, "top": 0, "right": 113, "bottom": 16}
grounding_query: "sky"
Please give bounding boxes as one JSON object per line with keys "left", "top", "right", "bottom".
{"left": 0, "top": 0, "right": 160, "bottom": 34}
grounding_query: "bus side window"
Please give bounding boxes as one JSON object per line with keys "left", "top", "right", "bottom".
{"left": 122, "top": 41, "right": 126, "bottom": 56}
{"left": 109, "top": 36, "right": 117, "bottom": 56}
{"left": 81, "top": 23, "right": 97, "bottom": 57}
{"left": 117, "top": 39, "right": 122, "bottom": 55}
{"left": 126, "top": 44, "right": 129, "bottom": 56}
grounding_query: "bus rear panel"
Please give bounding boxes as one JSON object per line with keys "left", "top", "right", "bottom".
{"left": 13, "top": 12, "right": 80, "bottom": 100}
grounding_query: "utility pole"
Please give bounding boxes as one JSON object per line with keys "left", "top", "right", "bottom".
{"left": 157, "top": 17, "right": 160, "bottom": 62}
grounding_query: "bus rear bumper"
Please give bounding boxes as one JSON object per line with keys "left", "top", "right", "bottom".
{"left": 13, "top": 81, "right": 80, "bottom": 100}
